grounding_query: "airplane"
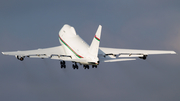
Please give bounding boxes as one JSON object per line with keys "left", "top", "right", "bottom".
{"left": 2, "top": 24, "right": 176, "bottom": 69}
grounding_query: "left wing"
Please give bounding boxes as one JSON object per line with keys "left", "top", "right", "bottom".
{"left": 2, "top": 46, "right": 71, "bottom": 60}
{"left": 99, "top": 47, "right": 176, "bottom": 60}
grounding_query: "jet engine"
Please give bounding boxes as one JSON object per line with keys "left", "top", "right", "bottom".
{"left": 139, "top": 55, "right": 147, "bottom": 60}
{"left": 15, "top": 55, "right": 25, "bottom": 61}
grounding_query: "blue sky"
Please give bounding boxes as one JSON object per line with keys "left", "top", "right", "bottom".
{"left": 0, "top": 0, "right": 180, "bottom": 101}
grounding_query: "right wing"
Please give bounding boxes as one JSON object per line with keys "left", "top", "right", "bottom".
{"left": 99, "top": 47, "right": 176, "bottom": 56}
{"left": 98, "top": 47, "right": 176, "bottom": 62}
{"left": 2, "top": 46, "right": 71, "bottom": 60}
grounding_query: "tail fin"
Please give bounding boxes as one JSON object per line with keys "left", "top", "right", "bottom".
{"left": 89, "top": 25, "right": 102, "bottom": 57}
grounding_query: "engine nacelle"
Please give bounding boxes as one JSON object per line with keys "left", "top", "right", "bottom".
{"left": 139, "top": 55, "right": 148, "bottom": 60}
{"left": 15, "top": 55, "right": 25, "bottom": 61}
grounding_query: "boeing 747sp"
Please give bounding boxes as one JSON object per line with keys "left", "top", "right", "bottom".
{"left": 2, "top": 24, "right": 176, "bottom": 69}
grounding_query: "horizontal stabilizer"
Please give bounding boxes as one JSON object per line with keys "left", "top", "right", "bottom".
{"left": 103, "top": 58, "right": 136, "bottom": 62}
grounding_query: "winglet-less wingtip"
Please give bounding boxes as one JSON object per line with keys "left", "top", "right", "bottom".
{"left": 171, "top": 51, "right": 176, "bottom": 54}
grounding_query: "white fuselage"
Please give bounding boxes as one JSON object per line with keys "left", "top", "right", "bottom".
{"left": 58, "top": 25, "right": 99, "bottom": 65}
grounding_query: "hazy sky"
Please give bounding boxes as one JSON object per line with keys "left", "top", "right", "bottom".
{"left": 0, "top": 0, "right": 180, "bottom": 101}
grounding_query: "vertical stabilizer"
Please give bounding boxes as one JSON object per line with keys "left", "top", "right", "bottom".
{"left": 89, "top": 25, "right": 102, "bottom": 57}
